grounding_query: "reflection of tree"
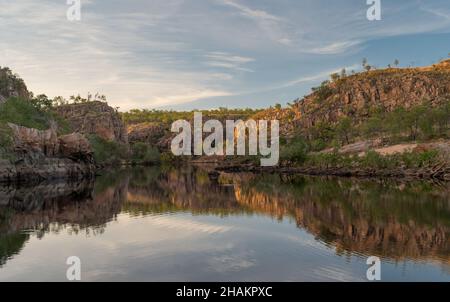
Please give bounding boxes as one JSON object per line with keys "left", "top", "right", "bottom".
{"left": 0, "top": 232, "right": 29, "bottom": 266}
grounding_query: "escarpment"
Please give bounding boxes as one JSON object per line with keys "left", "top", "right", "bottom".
{"left": 55, "top": 101, "right": 128, "bottom": 145}
{"left": 259, "top": 60, "right": 450, "bottom": 137}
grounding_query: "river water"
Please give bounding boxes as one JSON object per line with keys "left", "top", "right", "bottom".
{"left": 0, "top": 166, "right": 449, "bottom": 281}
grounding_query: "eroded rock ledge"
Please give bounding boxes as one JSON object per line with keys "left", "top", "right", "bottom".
{"left": 0, "top": 123, "right": 95, "bottom": 184}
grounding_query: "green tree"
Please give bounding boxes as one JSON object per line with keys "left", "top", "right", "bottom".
{"left": 362, "top": 58, "right": 368, "bottom": 68}
{"left": 330, "top": 72, "right": 340, "bottom": 82}
{"left": 363, "top": 115, "right": 384, "bottom": 138}
{"left": 31, "top": 94, "right": 53, "bottom": 110}
{"left": 336, "top": 117, "right": 353, "bottom": 145}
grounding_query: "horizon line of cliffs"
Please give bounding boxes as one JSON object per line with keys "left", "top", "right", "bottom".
{"left": 1, "top": 60, "right": 450, "bottom": 182}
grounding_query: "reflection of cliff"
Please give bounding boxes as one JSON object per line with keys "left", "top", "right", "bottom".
{"left": 123, "top": 167, "right": 450, "bottom": 263}
{"left": 0, "top": 175, "right": 129, "bottom": 266}
{"left": 232, "top": 174, "right": 450, "bottom": 263}
{"left": 2, "top": 167, "right": 449, "bottom": 267}
{"left": 124, "top": 167, "right": 246, "bottom": 216}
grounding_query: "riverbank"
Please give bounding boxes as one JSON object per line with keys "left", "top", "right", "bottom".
{"left": 215, "top": 163, "right": 450, "bottom": 181}
{"left": 0, "top": 158, "right": 95, "bottom": 185}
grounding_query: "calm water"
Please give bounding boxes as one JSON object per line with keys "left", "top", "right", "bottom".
{"left": 0, "top": 166, "right": 449, "bottom": 282}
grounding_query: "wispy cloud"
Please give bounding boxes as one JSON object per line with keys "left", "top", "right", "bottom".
{"left": 283, "top": 64, "right": 360, "bottom": 88}
{"left": 421, "top": 7, "right": 450, "bottom": 21}
{"left": 218, "top": 0, "right": 294, "bottom": 46}
{"left": 1, "top": 0, "right": 450, "bottom": 109}
{"left": 220, "top": 0, "right": 282, "bottom": 22}
{"left": 205, "top": 51, "right": 255, "bottom": 72}
{"left": 308, "top": 41, "right": 363, "bottom": 55}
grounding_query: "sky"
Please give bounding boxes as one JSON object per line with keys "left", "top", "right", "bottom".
{"left": 1, "top": 0, "right": 450, "bottom": 111}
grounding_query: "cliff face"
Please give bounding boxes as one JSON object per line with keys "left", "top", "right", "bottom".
{"left": 0, "top": 67, "right": 30, "bottom": 103}
{"left": 55, "top": 101, "right": 128, "bottom": 144}
{"left": 127, "top": 122, "right": 166, "bottom": 146}
{"left": 0, "top": 124, "right": 95, "bottom": 183}
{"left": 127, "top": 113, "right": 256, "bottom": 152}
{"left": 262, "top": 60, "right": 450, "bottom": 136}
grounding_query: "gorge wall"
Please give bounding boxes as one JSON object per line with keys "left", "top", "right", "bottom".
{"left": 55, "top": 101, "right": 128, "bottom": 145}
{"left": 258, "top": 60, "right": 450, "bottom": 137}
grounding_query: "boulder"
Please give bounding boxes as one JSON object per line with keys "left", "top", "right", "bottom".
{"left": 58, "top": 133, "right": 93, "bottom": 162}
{"left": 8, "top": 123, "right": 59, "bottom": 157}
{"left": 1, "top": 124, "right": 95, "bottom": 184}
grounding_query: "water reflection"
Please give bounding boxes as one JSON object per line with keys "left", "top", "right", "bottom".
{"left": 0, "top": 166, "right": 449, "bottom": 281}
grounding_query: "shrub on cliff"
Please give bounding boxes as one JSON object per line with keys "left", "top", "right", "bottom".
{"left": 0, "top": 97, "right": 72, "bottom": 135}
{"left": 0, "top": 97, "right": 51, "bottom": 130}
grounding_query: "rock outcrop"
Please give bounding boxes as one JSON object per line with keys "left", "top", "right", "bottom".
{"left": 260, "top": 60, "right": 450, "bottom": 137}
{"left": 55, "top": 101, "right": 128, "bottom": 144}
{"left": 0, "top": 123, "right": 95, "bottom": 184}
{"left": 127, "top": 122, "right": 166, "bottom": 146}
{"left": 0, "top": 67, "right": 30, "bottom": 103}
{"left": 126, "top": 113, "right": 257, "bottom": 152}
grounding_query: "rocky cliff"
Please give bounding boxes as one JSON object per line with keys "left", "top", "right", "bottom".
{"left": 126, "top": 113, "right": 256, "bottom": 152}
{"left": 55, "top": 101, "right": 128, "bottom": 144}
{"left": 127, "top": 122, "right": 167, "bottom": 148}
{"left": 0, "top": 67, "right": 30, "bottom": 103}
{"left": 0, "top": 123, "right": 95, "bottom": 184}
{"left": 259, "top": 60, "right": 450, "bottom": 137}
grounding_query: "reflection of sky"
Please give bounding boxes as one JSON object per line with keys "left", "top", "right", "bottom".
{"left": 1, "top": 213, "right": 448, "bottom": 281}
{"left": 2, "top": 1, "right": 450, "bottom": 110}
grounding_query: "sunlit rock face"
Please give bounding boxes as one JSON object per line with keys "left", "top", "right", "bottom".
{"left": 55, "top": 101, "right": 128, "bottom": 145}
{"left": 257, "top": 60, "right": 450, "bottom": 138}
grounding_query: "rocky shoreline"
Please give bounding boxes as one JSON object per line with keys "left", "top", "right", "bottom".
{"left": 0, "top": 158, "right": 95, "bottom": 185}
{"left": 215, "top": 163, "right": 450, "bottom": 181}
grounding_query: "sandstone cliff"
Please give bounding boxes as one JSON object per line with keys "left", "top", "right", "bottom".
{"left": 258, "top": 60, "right": 450, "bottom": 137}
{"left": 0, "top": 123, "right": 95, "bottom": 184}
{"left": 55, "top": 101, "right": 128, "bottom": 144}
{"left": 127, "top": 122, "right": 166, "bottom": 148}
{"left": 0, "top": 67, "right": 30, "bottom": 103}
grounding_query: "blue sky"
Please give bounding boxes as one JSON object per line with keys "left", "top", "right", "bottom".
{"left": 1, "top": 0, "right": 450, "bottom": 111}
